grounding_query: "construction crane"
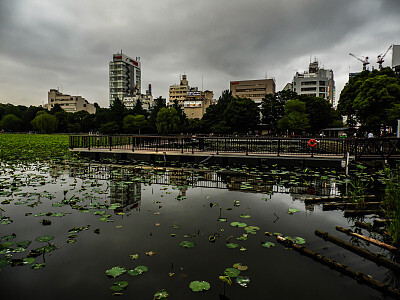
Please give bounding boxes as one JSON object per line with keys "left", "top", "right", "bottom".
{"left": 377, "top": 45, "right": 392, "bottom": 69}
{"left": 349, "top": 53, "right": 370, "bottom": 71}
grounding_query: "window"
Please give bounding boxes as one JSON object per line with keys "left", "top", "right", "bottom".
{"left": 319, "top": 87, "right": 326, "bottom": 92}
{"left": 319, "top": 94, "right": 325, "bottom": 98}
{"left": 319, "top": 81, "right": 326, "bottom": 85}
{"left": 301, "top": 81, "right": 317, "bottom": 86}
{"left": 301, "top": 87, "right": 317, "bottom": 92}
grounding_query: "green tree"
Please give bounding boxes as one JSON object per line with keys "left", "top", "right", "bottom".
{"left": 50, "top": 104, "right": 63, "bottom": 115}
{"left": 156, "top": 107, "right": 180, "bottom": 135}
{"left": 202, "top": 90, "right": 234, "bottom": 133}
{"left": 109, "top": 98, "right": 126, "bottom": 131}
{"left": 278, "top": 99, "right": 310, "bottom": 134}
{"left": 0, "top": 114, "right": 23, "bottom": 132}
{"left": 31, "top": 112, "right": 58, "bottom": 133}
{"left": 123, "top": 114, "right": 147, "bottom": 134}
{"left": 172, "top": 100, "right": 188, "bottom": 132}
{"left": 224, "top": 97, "right": 260, "bottom": 134}
{"left": 148, "top": 97, "right": 166, "bottom": 132}
{"left": 99, "top": 121, "right": 119, "bottom": 134}
{"left": 300, "top": 95, "right": 336, "bottom": 133}
{"left": 261, "top": 93, "right": 284, "bottom": 134}
{"left": 337, "top": 68, "right": 400, "bottom": 133}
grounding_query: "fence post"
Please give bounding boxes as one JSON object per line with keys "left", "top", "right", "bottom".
{"left": 181, "top": 137, "right": 184, "bottom": 154}
{"left": 216, "top": 139, "right": 219, "bottom": 155}
{"left": 88, "top": 136, "right": 90, "bottom": 151}
{"left": 277, "top": 139, "right": 280, "bottom": 156}
{"left": 246, "top": 138, "right": 249, "bottom": 155}
{"left": 109, "top": 136, "right": 112, "bottom": 151}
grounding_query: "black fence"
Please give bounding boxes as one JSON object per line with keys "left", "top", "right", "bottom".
{"left": 69, "top": 135, "right": 400, "bottom": 160}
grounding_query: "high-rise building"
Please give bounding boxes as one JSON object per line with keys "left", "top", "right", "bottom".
{"left": 292, "top": 61, "right": 335, "bottom": 105}
{"left": 393, "top": 45, "right": 400, "bottom": 75}
{"left": 109, "top": 52, "right": 141, "bottom": 106}
{"left": 230, "top": 79, "right": 276, "bottom": 104}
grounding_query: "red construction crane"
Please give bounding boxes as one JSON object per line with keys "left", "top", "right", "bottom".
{"left": 377, "top": 45, "right": 392, "bottom": 70}
{"left": 349, "top": 53, "right": 370, "bottom": 71}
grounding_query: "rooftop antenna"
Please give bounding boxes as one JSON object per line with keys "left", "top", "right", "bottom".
{"left": 265, "top": 72, "right": 268, "bottom": 79}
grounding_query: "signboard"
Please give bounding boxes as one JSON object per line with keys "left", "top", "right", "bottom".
{"left": 184, "top": 101, "right": 202, "bottom": 107}
{"left": 187, "top": 91, "right": 201, "bottom": 96}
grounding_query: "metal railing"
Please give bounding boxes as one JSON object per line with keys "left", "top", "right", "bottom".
{"left": 69, "top": 135, "right": 400, "bottom": 159}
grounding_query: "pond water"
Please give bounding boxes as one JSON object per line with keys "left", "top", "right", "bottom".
{"left": 0, "top": 161, "right": 397, "bottom": 299}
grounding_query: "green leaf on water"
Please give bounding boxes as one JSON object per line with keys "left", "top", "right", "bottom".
{"left": 261, "top": 241, "right": 276, "bottom": 248}
{"left": 154, "top": 289, "right": 169, "bottom": 299}
{"left": 178, "top": 241, "right": 196, "bottom": 248}
{"left": 23, "top": 257, "right": 35, "bottom": 265}
{"left": 240, "top": 214, "right": 251, "bottom": 219}
{"left": 106, "top": 266, "right": 126, "bottom": 278}
{"left": 129, "top": 254, "right": 139, "bottom": 260}
{"left": 1, "top": 233, "right": 16, "bottom": 241}
{"left": 31, "top": 263, "right": 46, "bottom": 270}
{"left": 224, "top": 267, "right": 240, "bottom": 277}
{"left": 288, "top": 209, "right": 300, "bottom": 214}
{"left": 189, "top": 280, "right": 210, "bottom": 292}
{"left": 110, "top": 281, "right": 128, "bottom": 292}
{"left": 285, "top": 236, "right": 306, "bottom": 245}
{"left": 226, "top": 243, "right": 239, "bottom": 249}
{"left": 16, "top": 240, "right": 31, "bottom": 248}
{"left": 236, "top": 276, "right": 250, "bottom": 287}
{"left": 35, "top": 235, "right": 54, "bottom": 242}
{"left": 233, "top": 263, "right": 248, "bottom": 271}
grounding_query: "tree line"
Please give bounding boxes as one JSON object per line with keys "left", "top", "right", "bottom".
{"left": 1, "top": 67, "right": 399, "bottom": 135}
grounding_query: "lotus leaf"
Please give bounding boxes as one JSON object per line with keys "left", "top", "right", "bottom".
{"left": 172, "top": 224, "right": 180, "bottom": 229}
{"left": 226, "top": 243, "right": 239, "bottom": 249}
{"left": 0, "top": 257, "right": 11, "bottom": 268}
{"left": 129, "top": 254, "right": 139, "bottom": 260}
{"left": 154, "top": 289, "right": 169, "bottom": 299}
{"left": 288, "top": 209, "right": 300, "bottom": 214}
{"left": 35, "top": 235, "right": 54, "bottom": 242}
{"left": 239, "top": 247, "right": 247, "bottom": 251}
{"left": 178, "top": 241, "right": 195, "bottom": 248}
{"left": 1, "top": 233, "right": 16, "bottom": 241}
{"left": 110, "top": 281, "right": 128, "bottom": 292}
{"left": 224, "top": 268, "right": 240, "bottom": 277}
{"left": 261, "top": 241, "right": 275, "bottom": 248}
{"left": 146, "top": 251, "right": 156, "bottom": 256}
{"left": 230, "top": 222, "right": 239, "bottom": 227}
{"left": 233, "top": 263, "right": 248, "bottom": 271}
{"left": 23, "top": 257, "right": 35, "bottom": 265}
{"left": 31, "top": 263, "right": 46, "bottom": 270}
{"left": 217, "top": 218, "right": 227, "bottom": 222}
{"left": 236, "top": 276, "right": 250, "bottom": 287}
{"left": 284, "top": 236, "right": 306, "bottom": 245}
{"left": 189, "top": 280, "right": 210, "bottom": 292}
{"left": 240, "top": 214, "right": 251, "bottom": 218}
{"left": 106, "top": 266, "right": 126, "bottom": 278}
{"left": 219, "top": 276, "right": 232, "bottom": 285}
{"left": 66, "top": 239, "right": 76, "bottom": 244}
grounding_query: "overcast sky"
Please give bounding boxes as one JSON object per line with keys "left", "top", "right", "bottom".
{"left": 0, "top": 0, "right": 399, "bottom": 108}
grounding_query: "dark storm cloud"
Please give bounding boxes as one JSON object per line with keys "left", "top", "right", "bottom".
{"left": 0, "top": 0, "right": 399, "bottom": 107}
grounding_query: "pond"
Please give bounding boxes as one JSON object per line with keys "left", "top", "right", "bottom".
{"left": 0, "top": 160, "right": 398, "bottom": 299}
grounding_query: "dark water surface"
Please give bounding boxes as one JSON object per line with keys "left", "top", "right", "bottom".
{"left": 0, "top": 163, "right": 397, "bottom": 299}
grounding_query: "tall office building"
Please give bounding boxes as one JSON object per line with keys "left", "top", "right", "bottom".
{"left": 109, "top": 52, "right": 141, "bottom": 106}
{"left": 292, "top": 60, "right": 335, "bottom": 105}
{"left": 393, "top": 45, "right": 400, "bottom": 75}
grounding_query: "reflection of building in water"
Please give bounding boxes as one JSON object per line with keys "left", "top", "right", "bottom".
{"left": 110, "top": 181, "right": 141, "bottom": 212}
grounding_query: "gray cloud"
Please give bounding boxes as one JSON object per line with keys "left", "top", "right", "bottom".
{"left": 0, "top": 0, "right": 399, "bottom": 107}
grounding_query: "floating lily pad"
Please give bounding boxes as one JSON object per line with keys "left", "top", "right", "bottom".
{"left": 189, "top": 280, "right": 210, "bottom": 292}
{"left": 35, "top": 235, "right": 54, "bottom": 242}
{"left": 31, "top": 263, "right": 46, "bottom": 270}
{"left": 172, "top": 224, "right": 180, "bottom": 229}
{"left": 261, "top": 241, "right": 276, "bottom": 248}
{"left": 236, "top": 276, "right": 250, "bottom": 287}
{"left": 288, "top": 209, "right": 300, "bottom": 214}
{"left": 110, "top": 281, "right": 128, "bottom": 292}
{"left": 23, "top": 257, "right": 35, "bottom": 265}
{"left": 285, "top": 236, "right": 306, "bottom": 245}
{"left": 129, "top": 254, "right": 139, "bottom": 260}
{"left": 154, "top": 289, "right": 169, "bottom": 299}
{"left": 219, "top": 276, "right": 232, "bottom": 285}
{"left": 1, "top": 233, "right": 16, "bottom": 241}
{"left": 240, "top": 214, "right": 251, "bottom": 219}
{"left": 106, "top": 266, "right": 126, "bottom": 278}
{"left": 178, "top": 241, "right": 196, "bottom": 248}
{"left": 226, "top": 243, "right": 239, "bottom": 249}
{"left": 0, "top": 257, "right": 11, "bottom": 268}
{"left": 224, "top": 267, "right": 240, "bottom": 277}
{"left": 233, "top": 263, "right": 248, "bottom": 271}
{"left": 217, "top": 218, "right": 227, "bottom": 222}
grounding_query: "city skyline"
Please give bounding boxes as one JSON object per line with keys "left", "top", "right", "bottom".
{"left": 0, "top": 0, "right": 399, "bottom": 108}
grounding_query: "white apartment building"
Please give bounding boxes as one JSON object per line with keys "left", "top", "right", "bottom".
{"left": 46, "top": 89, "right": 96, "bottom": 114}
{"left": 292, "top": 61, "right": 335, "bottom": 105}
{"left": 109, "top": 52, "right": 141, "bottom": 106}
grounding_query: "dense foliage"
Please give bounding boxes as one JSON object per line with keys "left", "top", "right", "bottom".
{"left": 0, "top": 134, "right": 70, "bottom": 162}
{"left": 337, "top": 68, "right": 400, "bottom": 133}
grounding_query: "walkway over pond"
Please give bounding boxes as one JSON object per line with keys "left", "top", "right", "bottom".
{"left": 69, "top": 135, "right": 400, "bottom": 165}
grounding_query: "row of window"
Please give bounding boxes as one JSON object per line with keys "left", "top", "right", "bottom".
{"left": 295, "top": 81, "right": 327, "bottom": 86}
{"left": 235, "top": 88, "right": 266, "bottom": 92}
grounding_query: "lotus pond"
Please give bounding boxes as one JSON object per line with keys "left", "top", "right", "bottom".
{"left": 0, "top": 134, "right": 398, "bottom": 299}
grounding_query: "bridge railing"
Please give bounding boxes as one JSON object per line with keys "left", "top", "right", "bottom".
{"left": 69, "top": 135, "right": 400, "bottom": 159}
